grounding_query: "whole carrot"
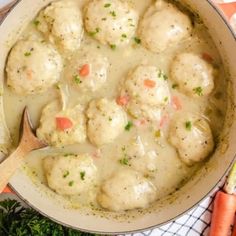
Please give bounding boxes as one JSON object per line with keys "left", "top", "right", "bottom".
{"left": 209, "top": 191, "right": 236, "bottom": 236}
{"left": 210, "top": 162, "right": 236, "bottom": 236}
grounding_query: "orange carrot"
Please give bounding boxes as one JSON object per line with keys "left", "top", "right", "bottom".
{"left": 209, "top": 191, "right": 236, "bottom": 236}
{"left": 171, "top": 96, "right": 182, "bottom": 110}
{"left": 3, "top": 186, "right": 13, "bottom": 193}
{"left": 144, "top": 79, "right": 156, "bottom": 88}
{"left": 116, "top": 95, "right": 130, "bottom": 106}
{"left": 26, "top": 69, "right": 33, "bottom": 80}
{"left": 79, "top": 64, "right": 90, "bottom": 77}
{"left": 56, "top": 117, "right": 73, "bottom": 131}
{"left": 202, "top": 53, "right": 214, "bottom": 63}
{"left": 159, "top": 114, "right": 169, "bottom": 128}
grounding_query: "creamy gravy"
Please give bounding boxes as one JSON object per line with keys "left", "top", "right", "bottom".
{"left": 3, "top": 0, "right": 227, "bottom": 210}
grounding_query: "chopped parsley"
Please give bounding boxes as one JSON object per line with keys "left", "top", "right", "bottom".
{"left": 63, "top": 170, "right": 70, "bottom": 178}
{"left": 110, "top": 44, "right": 116, "bottom": 50}
{"left": 80, "top": 171, "right": 86, "bottom": 180}
{"left": 110, "top": 11, "right": 116, "bottom": 17}
{"left": 172, "top": 83, "right": 179, "bottom": 89}
{"left": 101, "top": 17, "right": 107, "bottom": 21}
{"left": 24, "top": 52, "right": 31, "bottom": 57}
{"left": 155, "top": 129, "right": 162, "bottom": 138}
{"left": 193, "top": 87, "right": 203, "bottom": 96}
{"left": 63, "top": 153, "right": 75, "bottom": 157}
{"left": 104, "top": 3, "right": 111, "bottom": 8}
{"left": 158, "top": 70, "right": 168, "bottom": 80}
{"left": 121, "top": 34, "right": 127, "bottom": 38}
{"left": 74, "top": 75, "right": 82, "bottom": 84}
{"left": 33, "top": 20, "right": 40, "bottom": 26}
{"left": 164, "top": 97, "right": 168, "bottom": 102}
{"left": 108, "top": 117, "right": 112, "bottom": 121}
{"left": 89, "top": 27, "right": 100, "bottom": 37}
{"left": 134, "top": 37, "right": 141, "bottom": 44}
{"left": 125, "top": 121, "right": 133, "bottom": 131}
{"left": 119, "top": 158, "right": 129, "bottom": 165}
{"left": 185, "top": 121, "right": 192, "bottom": 131}
{"left": 68, "top": 181, "right": 74, "bottom": 186}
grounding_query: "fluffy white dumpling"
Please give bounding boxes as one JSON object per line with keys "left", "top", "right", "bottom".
{"left": 138, "top": 0, "right": 192, "bottom": 53}
{"left": 6, "top": 39, "right": 62, "bottom": 95}
{"left": 36, "top": 0, "right": 83, "bottom": 51}
{"left": 169, "top": 113, "right": 214, "bottom": 165}
{"left": 170, "top": 53, "right": 215, "bottom": 97}
{"left": 86, "top": 98, "right": 127, "bottom": 146}
{"left": 37, "top": 100, "right": 86, "bottom": 147}
{"left": 120, "top": 66, "right": 170, "bottom": 121}
{"left": 84, "top": 0, "right": 138, "bottom": 47}
{"left": 97, "top": 169, "right": 157, "bottom": 211}
{"left": 67, "top": 51, "right": 109, "bottom": 92}
{"left": 43, "top": 154, "right": 97, "bottom": 195}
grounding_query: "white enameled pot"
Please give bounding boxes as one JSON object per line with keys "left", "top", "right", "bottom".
{"left": 0, "top": 0, "right": 235, "bottom": 235}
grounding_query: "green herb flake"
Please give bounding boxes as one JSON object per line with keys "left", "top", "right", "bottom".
{"left": 134, "top": 37, "right": 141, "bottom": 44}
{"left": 108, "top": 117, "right": 112, "bottom": 121}
{"left": 24, "top": 52, "right": 31, "bottom": 57}
{"left": 89, "top": 27, "right": 100, "bottom": 37}
{"left": 185, "top": 121, "right": 192, "bottom": 131}
{"left": 104, "top": 3, "right": 111, "bottom": 8}
{"left": 101, "top": 17, "right": 107, "bottom": 21}
{"left": 110, "top": 11, "right": 116, "bottom": 17}
{"left": 68, "top": 181, "right": 74, "bottom": 187}
{"left": 110, "top": 44, "right": 116, "bottom": 50}
{"left": 125, "top": 121, "right": 133, "bottom": 131}
{"left": 164, "top": 97, "right": 168, "bottom": 102}
{"left": 80, "top": 171, "right": 86, "bottom": 180}
{"left": 33, "top": 20, "right": 40, "bottom": 26}
{"left": 63, "top": 170, "right": 70, "bottom": 178}
{"left": 155, "top": 129, "right": 162, "bottom": 138}
{"left": 172, "top": 83, "right": 179, "bottom": 89}
{"left": 193, "top": 87, "right": 203, "bottom": 96}
{"left": 121, "top": 34, "right": 127, "bottom": 38}
{"left": 73, "top": 75, "right": 82, "bottom": 84}
{"left": 119, "top": 158, "right": 129, "bottom": 165}
{"left": 158, "top": 70, "right": 168, "bottom": 80}
{"left": 121, "top": 146, "right": 126, "bottom": 152}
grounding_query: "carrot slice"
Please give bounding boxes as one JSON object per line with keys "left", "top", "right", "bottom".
{"left": 56, "top": 117, "right": 73, "bottom": 131}
{"left": 172, "top": 96, "right": 182, "bottom": 110}
{"left": 144, "top": 79, "right": 156, "bottom": 88}
{"left": 79, "top": 64, "right": 90, "bottom": 77}
{"left": 209, "top": 191, "right": 236, "bottom": 236}
{"left": 116, "top": 95, "right": 130, "bottom": 106}
{"left": 159, "top": 114, "right": 169, "bottom": 128}
{"left": 202, "top": 53, "right": 214, "bottom": 63}
{"left": 26, "top": 69, "right": 33, "bottom": 80}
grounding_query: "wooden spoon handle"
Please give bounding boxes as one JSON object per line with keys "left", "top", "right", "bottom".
{"left": 0, "top": 148, "right": 28, "bottom": 193}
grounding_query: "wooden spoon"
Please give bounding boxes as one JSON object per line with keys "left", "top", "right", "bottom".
{"left": 0, "top": 107, "right": 47, "bottom": 193}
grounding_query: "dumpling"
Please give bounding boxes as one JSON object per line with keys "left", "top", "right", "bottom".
{"left": 36, "top": 0, "right": 83, "bottom": 51}
{"left": 169, "top": 113, "right": 214, "bottom": 165}
{"left": 66, "top": 51, "right": 109, "bottom": 92}
{"left": 37, "top": 100, "right": 86, "bottom": 147}
{"left": 86, "top": 98, "right": 127, "bottom": 146}
{"left": 120, "top": 65, "right": 170, "bottom": 121}
{"left": 97, "top": 169, "right": 157, "bottom": 211}
{"left": 43, "top": 154, "right": 97, "bottom": 195}
{"left": 6, "top": 39, "right": 62, "bottom": 95}
{"left": 84, "top": 0, "right": 138, "bottom": 47}
{"left": 126, "top": 137, "right": 158, "bottom": 174}
{"left": 138, "top": 0, "right": 192, "bottom": 53}
{"left": 170, "top": 53, "right": 215, "bottom": 97}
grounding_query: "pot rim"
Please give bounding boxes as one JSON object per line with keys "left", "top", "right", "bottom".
{"left": 2, "top": 0, "right": 236, "bottom": 235}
